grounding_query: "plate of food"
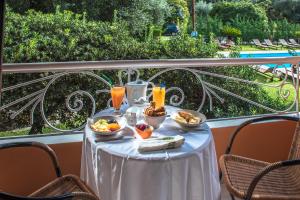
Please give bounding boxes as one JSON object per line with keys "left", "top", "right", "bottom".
{"left": 171, "top": 109, "right": 206, "bottom": 128}
{"left": 88, "top": 116, "right": 126, "bottom": 136}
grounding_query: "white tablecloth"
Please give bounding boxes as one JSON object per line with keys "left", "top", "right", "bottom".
{"left": 81, "top": 107, "right": 221, "bottom": 200}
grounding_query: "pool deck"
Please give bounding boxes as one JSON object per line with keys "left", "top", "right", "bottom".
{"left": 240, "top": 50, "right": 300, "bottom": 54}
{"left": 275, "top": 67, "right": 299, "bottom": 79}
{"left": 220, "top": 50, "right": 300, "bottom": 57}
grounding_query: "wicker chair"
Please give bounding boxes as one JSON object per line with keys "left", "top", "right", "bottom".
{"left": 219, "top": 115, "right": 300, "bottom": 200}
{"left": 0, "top": 141, "right": 100, "bottom": 200}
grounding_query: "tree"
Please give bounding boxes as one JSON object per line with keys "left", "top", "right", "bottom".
{"left": 271, "top": 0, "right": 300, "bottom": 23}
{"left": 210, "top": 1, "right": 268, "bottom": 23}
{"left": 7, "top": 0, "right": 55, "bottom": 13}
{"left": 196, "top": 1, "right": 213, "bottom": 35}
{"left": 117, "top": 0, "right": 171, "bottom": 38}
{"left": 167, "top": 0, "right": 190, "bottom": 31}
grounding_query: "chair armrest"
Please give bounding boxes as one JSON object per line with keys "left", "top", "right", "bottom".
{"left": 0, "top": 191, "right": 73, "bottom": 200}
{"left": 244, "top": 159, "right": 300, "bottom": 200}
{"left": 225, "top": 115, "right": 299, "bottom": 155}
{"left": 0, "top": 141, "right": 62, "bottom": 177}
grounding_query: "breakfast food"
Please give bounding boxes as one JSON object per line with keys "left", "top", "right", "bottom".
{"left": 144, "top": 101, "right": 166, "bottom": 117}
{"left": 91, "top": 119, "right": 121, "bottom": 133}
{"left": 175, "top": 111, "right": 201, "bottom": 125}
{"left": 135, "top": 123, "right": 153, "bottom": 139}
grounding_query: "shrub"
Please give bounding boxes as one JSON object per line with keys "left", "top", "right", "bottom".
{"left": 294, "top": 31, "right": 300, "bottom": 39}
{"left": 163, "top": 34, "right": 217, "bottom": 58}
{"left": 210, "top": 1, "right": 268, "bottom": 23}
{"left": 7, "top": 0, "right": 172, "bottom": 40}
{"left": 196, "top": 15, "right": 300, "bottom": 42}
{"left": 230, "top": 17, "right": 269, "bottom": 41}
{"left": 272, "top": 19, "right": 300, "bottom": 40}
{"left": 221, "top": 26, "right": 242, "bottom": 38}
{"left": 196, "top": 16, "right": 223, "bottom": 38}
{"left": 4, "top": 8, "right": 162, "bottom": 62}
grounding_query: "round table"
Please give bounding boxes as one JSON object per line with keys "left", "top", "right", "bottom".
{"left": 80, "top": 106, "right": 221, "bottom": 200}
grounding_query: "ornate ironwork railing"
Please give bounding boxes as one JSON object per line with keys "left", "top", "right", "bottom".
{"left": 1, "top": 57, "right": 300, "bottom": 136}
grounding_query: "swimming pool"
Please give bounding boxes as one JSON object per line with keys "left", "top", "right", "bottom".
{"left": 240, "top": 51, "right": 300, "bottom": 58}
{"left": 240, "top": 51, "right": 300, "bottom": 68}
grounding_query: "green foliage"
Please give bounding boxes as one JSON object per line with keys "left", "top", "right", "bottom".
{"left": 3, "top": 8, "right": 168, "bottom": 62}
{"left": 252, "top": 0, "right": 272, "bottom": 11}
{"left": 221, "top": 26, "right": 242, "bottom": 38}
{"left": 273, "top": 19, "right": 300, "bottom": 39}
{"left": 295, "top": 31, "right": 300, "bottom": 38}
{"left": 167, "top": 0, "right": 189, "bottom": 20}
{"left": 167, "top": 0, "right": 190, "bottom": 31}
{"left": 195, "top": 0, "right": 213, "bottom": 16}
{"left": 4, "top": 7, "right": 215, "bottom": 63}
{"left": 197, "top": 15, "right": 300, "bottom": 41}
{"left": 7, "top": 0, "right": 172, "bottom": 39}
{"left": 196, "top": 16, "right": 223, "bottom": 37}
{"left": 7, "top": 0, "right": 55, "bottom": 13}
{"left": 117, "top": 0, "right": 171, "bottom": 38}
{"left": 163, "top": 34, "right": 217, "bottom": 58}
{"left": 229, "top": 17, "right": 269, "bottom": 41}
{"left": 271, "top": 0, "right": 300, "bottom": 23}
{"left": 210, "top": 1, "right": 268, "bottom": 23}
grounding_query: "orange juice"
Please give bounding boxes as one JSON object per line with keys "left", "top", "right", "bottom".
{"left": 153, "top": 86, "right": 166, "bottom": 108}
{"left": 111, "top": 86, "right": 125, "bottom": 110}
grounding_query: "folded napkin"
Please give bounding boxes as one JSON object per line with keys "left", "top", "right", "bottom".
{"left": 138, "top": 135, "right": 185, "bottom": 152}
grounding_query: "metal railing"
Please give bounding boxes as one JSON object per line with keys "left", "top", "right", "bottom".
{"left": 1, "top": 57, "right": 300, "bottom": 135}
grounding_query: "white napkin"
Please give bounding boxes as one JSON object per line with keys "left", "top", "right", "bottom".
{"left": 138, "top": 135, "right": 185, "bottom": 152}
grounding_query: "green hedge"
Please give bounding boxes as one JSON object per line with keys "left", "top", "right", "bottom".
{"left": 197, "top": 16, "right": 300, "bottom": 41}
{"left": 4, "top": 8, "right": 217, "bottom": 63}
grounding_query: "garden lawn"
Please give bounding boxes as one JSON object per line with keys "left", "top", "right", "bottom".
{"left": 240, "top": 45, "right": 290, "bottom": 51}
{"left": 0, "top": 124, "right": 69, "bottom": 138}
{"left": 255, "top": 72, "right": 297, "bottom": 105}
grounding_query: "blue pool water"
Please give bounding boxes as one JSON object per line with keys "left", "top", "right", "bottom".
{"left": 240, "top": 51, "right": 300, "bottom": 68}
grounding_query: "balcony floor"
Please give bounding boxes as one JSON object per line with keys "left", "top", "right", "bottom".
{"left": 221, "top": 183, "right": 241, "bottom": 200}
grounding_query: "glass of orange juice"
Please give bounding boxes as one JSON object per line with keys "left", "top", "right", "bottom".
{"left": 111, "top": 85, "right": 125, "bottom": 114}
{"left": 152, "top": 85, "right": 166, "bottom": 108}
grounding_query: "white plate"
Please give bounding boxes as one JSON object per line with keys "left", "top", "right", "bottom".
{"left": 88, "top": 116, "right": 126, "bottom": 136}
{"left": 171, "top": 109, "right": 206, "bottom": 128}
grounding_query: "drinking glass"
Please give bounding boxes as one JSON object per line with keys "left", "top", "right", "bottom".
{"left": 111, "top": 85, "right": 125, "bottom": 114}
{"left": 152, "top": 85, "right": 166, "bottom": 108}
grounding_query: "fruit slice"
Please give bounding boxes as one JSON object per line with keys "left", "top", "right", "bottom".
{"left": 107, "top": 123, "right": 121, "bottom": 131}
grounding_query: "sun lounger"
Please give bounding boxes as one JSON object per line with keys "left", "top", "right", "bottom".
{"left": 264, "top": 39, "right": 280, "bottom": 49}
{"left": 252, "top": 39, "right": 268, "bottom": 49}
{"left": 220, "top": 38, "right": 235, "bottom": 47}
{"left": 215, "top": 39, "right": 229, "bottom": 50}
{"left": 279, "top": 39, "right": 297, "bottom": 49}
{"left": 289, "top": 39, "right": 300, "bottom": 47}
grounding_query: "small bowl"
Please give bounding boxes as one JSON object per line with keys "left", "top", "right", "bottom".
{"left": 135, "top": 125, "right": 153, "bottom": 139}
{"left": 144, "top": 114, "right": 166, "bottom": 129}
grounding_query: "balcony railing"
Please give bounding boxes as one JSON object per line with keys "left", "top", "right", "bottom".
{"left": 1, "top": 57, "right": 300, "bottom": 137}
